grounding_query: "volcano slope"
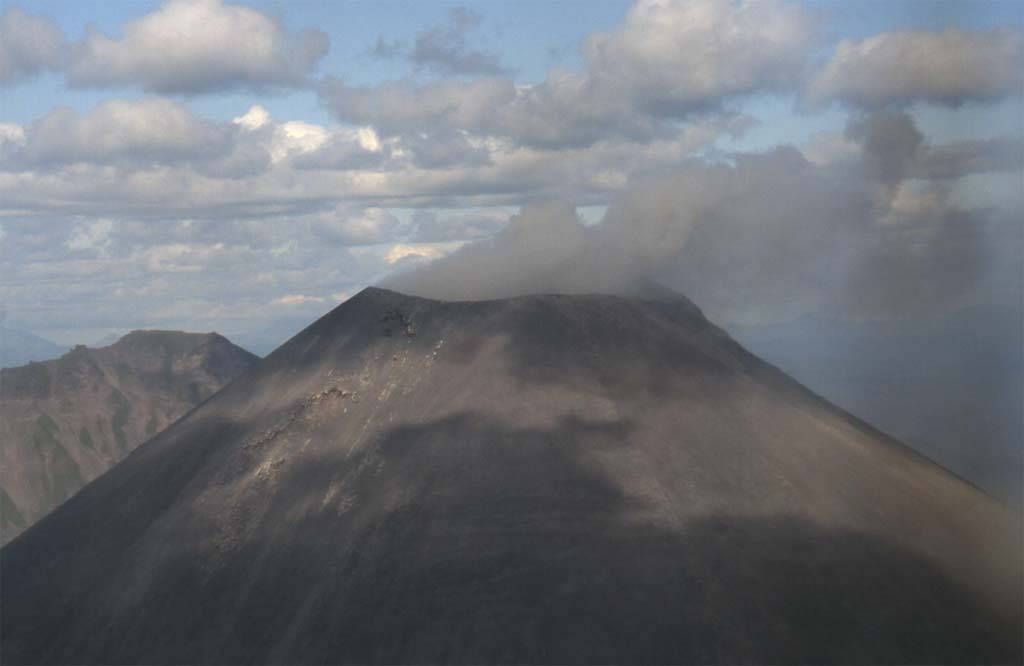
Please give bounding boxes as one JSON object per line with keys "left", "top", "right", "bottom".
{"left": 2, "top": 288, "right": 1020, "bottom": 664}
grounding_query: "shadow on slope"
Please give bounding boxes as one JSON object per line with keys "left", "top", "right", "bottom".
{"left": 4, "top": 409, "right": 1018, "bottom": 664}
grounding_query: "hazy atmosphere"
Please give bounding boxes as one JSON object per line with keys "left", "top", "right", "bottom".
{"left": 2, "top": 2, "right": 1022, "bottom": 663}
{"left": 1, "top": 0, "right": 1020, "bottom": 348}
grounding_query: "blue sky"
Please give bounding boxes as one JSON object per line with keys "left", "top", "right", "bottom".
{"left": 0, "top": 0, "right": 1020, "bottom": 349}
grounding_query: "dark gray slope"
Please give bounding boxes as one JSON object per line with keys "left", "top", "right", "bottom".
{"left": 2, "top": 288, "right": 1020, "bottom": 664}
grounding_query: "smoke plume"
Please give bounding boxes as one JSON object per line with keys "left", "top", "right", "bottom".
{"left": 383, "top": 111, "right": 1016, "bottom": 324}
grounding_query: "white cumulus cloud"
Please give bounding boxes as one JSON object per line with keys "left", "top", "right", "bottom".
{"left": 10, "top": 98, "right": 231, "bottom": 167}
{"left": 67, "top": 0, "right": 329, "bottom": 93}
{"left": 323, "top": 0, "right": 816, "bottom": 150}
{"left": 808, "top": 27, "right": 1023, "bottom": 108}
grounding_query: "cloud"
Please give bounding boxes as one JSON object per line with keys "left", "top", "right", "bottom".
{"left": 3, "top": 0, "right": 1021, "bottom": 350}
{"left": 400, "top": 129, "right": 493, "bottom": 169}
{"left": 808, "top": 28, "right": 1024, "bottom": 109}
{"left": 799, "top": 131, "right": 862, "bottom": 166}
{"left": 291, "top": 137, "right": 385, "bottom": 171}
{"left": 581, "top": 0, "right": 815, "bottom": 112}
{"left": 323, "top": 0, "right": 815, "bottom": 150}
{"left": 67, "top": 0, "right": 329, "bottom": 93}
{"left": 408, "top": 208, "right": 508, "bottom": 243}
{"left": 6, "top": 98, "right": 231, "bottom": 168}
{"left": 384, "top": 151, "right": 864, "bottom": 306}
{"left": 319, "top": 77, "right": 516, "bottom": 139}
{"left": 65, "top": 218, "right": 114, "bottom": 255}
{"left": 915, "top": 138, "right": 1024, "bottom": 180}
{"left": 409, "top": 7, "right": 507, "bottom": 76}
{"left": 0, "top": 211, "right": 389, "bottom": 344}
{"left": 274, "top": 294, "right": 326, "bottom": 306}
{"left": 370, "top": 7, "right": 507, "bottom": 76}
{"left": 799, "top": 130, "right": 1024, "bottom": 181}
{"left": 370, "top": 36, "right": 404, "bottom": 60}
{"left": 0, "top": 95, "right": 889, "bottom": 227}
{"left": 384, "top": 111, "right": 1014, "bottom": 323}
{"left": 308, "top": 206, "right": 406, "bottom": 246}
{"left": 384, "top": 243, "right": 451, "bottom": 265}
{"left": 384, "top": 201, "right": 588, "bottom": 298}
{"left": 289, "top": 124, "right": 385, "bottom": 171}
{"left": 0, "top": 7, "right": 66, "bottom": 85}
{"left": 844, "top": 110, "right": 924, "bottom": 193}
{"left": 2, "top": 108, "right": 1017, "bottom": 351}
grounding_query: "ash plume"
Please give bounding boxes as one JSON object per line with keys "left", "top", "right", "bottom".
{"left": 384, "top": 111, "right": 1012, "bottom": 324}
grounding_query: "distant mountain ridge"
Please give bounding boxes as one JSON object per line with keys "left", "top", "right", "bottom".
{"left": 0, "top": 326, "right": 67, "bottom": 369}
{"left": 0, "top": 330, "right": 258, "bottom": 543}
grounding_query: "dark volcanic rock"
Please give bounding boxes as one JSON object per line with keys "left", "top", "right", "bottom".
{"left": 0, "top": 331, "right": 258, "bottom": 543}
{"left": 1, "top": 288, "right": 1020, "bottom": 664}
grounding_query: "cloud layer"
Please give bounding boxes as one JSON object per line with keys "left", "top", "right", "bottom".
{"left": 808, "top": 28, "right": 1024, "bottom": 108}
{"left": 324, "top": 0, "right": 816, "bottom": 150}
{"left": 10, "top": 99, "right": 230, "bottom": 167}
{"left": 69, "top": 0, "right": 328, "bottom": 93}
{"left": 0, "top": 8, "right": 65, "bottom": 84}
{"left": 385, "top": 111, "right": 1019, "bottom": 323}
{"left": 2, "top": 0, "right": 328, "bottom": 93}
{"left": 372, "top": 7, "right": 508, "bottom": 76}
{"left": 0, "top": 0, "right": 1020, "bottom": 345}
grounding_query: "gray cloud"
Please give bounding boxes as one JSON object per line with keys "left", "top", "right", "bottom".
{"left": 329, "top": 3, "right": 1024, "bottom": 154}
{"left": 370, "top": 7, "right": 507, "bottom": 77}
{"left": 308, "top": 206, "right": 407, "bottom": 246}
{"left": 383, "top": 148, "right": 867, "bottom": 310}
{"left": 410, "top": 7, "right": 507, "bottom": 76}
{"left": 319, "top": 73, "right": 727, "bottom": 152}
{"left": 0, "top": 7, "right": 66, "bottom": 85}
{"left": 580, "top": 0, "right": 815, "bottom": 113}
{"left": 845, "top": 110, "right": 923, "bottom": 195}
{"left": 291, "top": 136, "right": 386, "bottom": 171}
{"left": 5, "top": 99, "right": 231, "bottom": 168}
{"left": 808, "top": 27, "right": 1024, "bottom": 109}
{"left": 408, "top": 208, "right": 508, "bottom": 243}
{"left": 324, "top": 0, "right": 815, "bottom": 150}
{"left": 915, "top": 138, "right": 1024, "bottom": 180}
{"left": 837, "top": 206, "right": 993, "bottom": 320}
{"left": 0, "top": 210, "right": 388, "bottom": 346}
{"left": 384, "top": 112, "right": 1014, "bottom": 324}
{"left": 385, "top": 200, "right": 589, "bottom": 300}
{"left": 67, "top": 0, "right": 328, "bottom": 94}
{"left": 319, "top": 76, "right": 516, "bottom": 138}
{"left": 197, "top": 135, "right": 273, "bottom": 179}
{"left": 2, "top": 0, "right": 1021, "bottom": 362}
{"left": 4, "top": 94, "right": 996, "bottom": 246}
{"left": 402, "top": 130, "right": 492, "bottom": 169}
{"left": 370, "top": 36, "right": 404, "bottom": 60}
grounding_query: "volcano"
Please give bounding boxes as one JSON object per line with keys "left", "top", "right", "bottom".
{"left": 1, "top": 288, "right": 1020, "bottom": 664}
